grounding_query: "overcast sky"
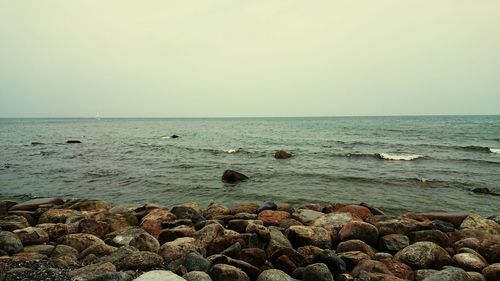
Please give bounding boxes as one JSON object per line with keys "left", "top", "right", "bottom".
{"left": 1, "top": 1, "right": 499, "bottom": 117}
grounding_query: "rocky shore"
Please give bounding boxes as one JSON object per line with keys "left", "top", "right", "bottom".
{"left": 0, "top": 198, "right": 499, "bottom": 281}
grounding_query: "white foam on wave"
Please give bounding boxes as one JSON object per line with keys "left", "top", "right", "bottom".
{"left": 490, "top": 148, "right": 500, "bottom": 154}
{"left": 226, "top": 149, "right": 237, "bottom": 153}
{"left": 378, "top": 153, "right": 423, "bottom": 161}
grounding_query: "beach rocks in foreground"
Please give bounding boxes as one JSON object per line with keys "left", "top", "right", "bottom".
{"left": 0, "top": 198, "right": 499, "bottom": 281}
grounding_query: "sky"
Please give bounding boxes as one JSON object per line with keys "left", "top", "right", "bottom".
{"left": 1, "top": 1, "right": 499, "bottom": 117}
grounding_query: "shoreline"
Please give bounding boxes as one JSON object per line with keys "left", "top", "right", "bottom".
{"left": 0, "top": 198, "right": 499, "bottom": 281}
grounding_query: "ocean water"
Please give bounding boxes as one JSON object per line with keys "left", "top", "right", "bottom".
{"left": 1, "top": 116, "right": 499, "bottom": 215}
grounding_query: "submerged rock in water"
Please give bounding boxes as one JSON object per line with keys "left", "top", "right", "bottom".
{"left": 171, "top": 134, "right": 179, "bottom": 138}
{"left": 274, "top": 150, "right": 292, "bottom": 159}
{"left": 31, "top": 141, "right": 44, "bottom": 145}
{"left": 66, "top": 140, "right": 82, "bottom": 144}
{"left": 222, "top": 170, "right": 249, "bottom": 183}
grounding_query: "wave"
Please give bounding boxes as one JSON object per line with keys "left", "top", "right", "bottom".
{"left": 490, "top": 148, "right": 500, "bottom": 154}
{"left": 377, "top": 153, "right": 424, "bottom": 161}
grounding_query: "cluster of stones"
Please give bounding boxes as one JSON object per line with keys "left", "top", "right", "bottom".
{"left": 1, "top": 198, "right": 499, "bottom": 281}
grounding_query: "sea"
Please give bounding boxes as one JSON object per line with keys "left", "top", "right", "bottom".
{"left": 1, "top": 116, "right": 499, "bottom": 215}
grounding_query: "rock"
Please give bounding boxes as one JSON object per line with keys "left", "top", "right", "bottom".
{"left": 372, "top": 217, "right": 434, "bottom": 236}
{"left": 334, "top": 205, "right": 373, "bottom": 220}
{"left": 303, "top": 263, "right": 334, "bottom": 281}
{"left": 9, "top": 251, "right": 47, "bottom": 262}
{"left": 311, "top": 250, "right": 347, "bottom": 277}
{"left": 229, "top": 258, "right": 262, "bottom": 280}
{"left": 163, "top": 219, "right": 194, "bottom": 228}
{"left": 171, "top": 206, "right": 205, "bottom": 224}
{"left": 257, "top": 202, "right": 278, "bottom": 213}
{"left": 422, "top": 266, "right": 472, "bottom": 281}
{"left": 208, "top": 235, "right": 248, "bottom": 256}
{"left": 9, "top": 198, "right": 64, "bottom": 211}
{"left": 87, "top": 272, "right": 135, "bottom": 281}
{"left": 0, "top": 262, "right": 5, "bottom": 281}
{"left": 140, "top": 208, "right": 176, "bottom": 238}
{"left": 57, "top": 233, "right": 105, "bottom": 252}
{"left": 204, "top": 203, "right": 231, "bottom": 220}
{"left": 337, "top": 240, "right": 375, "bottom": 258}
{"left": 287, "top": 225, "right": 331, "bottom": 248}
{"left": 184, "top": 251, "right": 211, "bottom": 272}
{"left": 183, "top": 271, "right": 213, "bottom": 281}
{"left": 257, "top": 269, "right": 295, "bottom": 281}
{"left": 0, "top": 215, "right": 30, "bottom": 231}
{"left": 258, "top": 210, "right": 291, "bottom": 226}
{"left": 453, "top": 253, "right": 488, "bottom": 271}
{"left": 274, "top": 150, "right": 292, "bottom": 159}
{"left": 36, "top": 223, "right": 71, "bottom": 240}
{"left": 359, "top": 202, "right": 386, "bottom": 216}
{"left": 482, "top": 263, "right": 500, "bottom": 281}
{"left": 394, "top": 241, "right": 452, "bottom": 269}
{"left": 408, "top": 230, "right": 450, "bottom": 248}
{"left": 38, "top": 208, "right": 80, "bottom": 224}
{"left": 104, "top": 213, "right": 139, "bottom": 232}
{"left": 231, "top": 203, "right": 260, "bottom": 215}
{"left": 267, "top": 226, "right": 292, "bottom": 255}
{"left": 23, "top": 244, "right": 54, "bottom": 255}
{"left": 80, "top": 243, "right": 117, "bottom": 259}
{"left": 379, "top": 258, "right": 414, "bottom": 280}
{"left": 0, "top": 200, "right": 17, "bottom": 218}
{"left": 195, "top": 222, "right": 224, "bottom": 249}
{"left": 241, "top": 248, "right": 267, "bottom": 267}
{"left": 467, "top": 272, "right": 487, "bottom": 281}
{"left": 104, "top": 227, "right": 147, "bottom": 247}
{"left": 209, "top": 264, "right": 250, "bottom": 281}
{"left": 221, "top": 242, "right": 242, "bottom": 259}
{"left": 432, "top": 220, "right": 456, "bottom": 233}
{"left": 64, "top": 199, "right": 111, "bottom": 212}
{"left": 293, "top": 209, "right": 324, "bottom": 225}
{"left": 374, "top": 252, "right": 393, "bottom": 260}
{"left": 277, "top": 203, "right": 295, "bottom": 214}
{"left": 13, "top": 227, "right": 49, "bottom": 245}
{"left": 99, "top": 245, "right": 138, "bottom": 264}
{"left": 415, "top": 269, "right": 438, "bottom": 281}
{"left": 337, "top": 251, "right": 371, "bottom": 269}
{"left": 339, "top": 221, "right": 379, "bottom": 245}
{"left": 68, "top": 262, "right": 116, "bottom": 280}
{"left": 52, "top": 255, "right": 78, "bottom": 268}
{"left": 403, "top": 212, "right": 469, "bottom": 227}
{"left": 461, "top": 214, "right": 500, "bottom": 235}
{"left": 133, "top": 270, "right": 185, "bottom": 281}
{"left": 454, "top": 238, "right": 482, "bottom": 252}
{"left": 79, "top": 218, "right": 111, "bottom": 238}
{"left": 279, "top": 218, "right": 303, "bottom": 229}
{"left": 159, "top": 237, "right": 198, "bottom": 263}
{"left": 129, "top": 232, "right": 160, "bottom": 252}
{"left": 378, "top": 234, "right": 410, "bottom": 254}
{"left": 116, "top": 251, "right": 164, "bottom": 270}
{"left": 159, "top": 226, "right": 196, "bottom": 244}
{"left": 351, "top": 259, "right": 393, "bottom": 277}
{"left": 300, "top": 203, "right": 321, "bottom": 212}
{"left": 227, "top": 219, "right": 258, "bottom": 233}
{"left": 51, "top": 244, "right": 79, "bottom": 258}
{"left": 312, "top": 212, "right": 362, "bottom": 230}
{"left": 245, "top": 222, "right": 270, "bottom": 242}
{"left": 0, "top": 231, "right": 23, "bottom": 255}
{"left": 222, "top": 170, "right": 249, "bottom": 183}
{"left": 66, "top": 140, "right": 82, "bottom": 143}
{"left": 472, "top": 188, "right": 494, "bottom": 194}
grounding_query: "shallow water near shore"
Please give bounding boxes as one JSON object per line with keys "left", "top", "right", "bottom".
{"left": 1, "top": 116, "right": 499, "bottom": 215}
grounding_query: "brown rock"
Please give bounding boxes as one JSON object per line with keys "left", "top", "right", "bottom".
{"left": 51, "top": 244, "right": 79, "bottom": 258}
{"left": 204, "top": 203, "right": 231, "bottom": 220}
{"left": 36, "top": 223, "right": 72, "bottom": 240}
{"left": 274, "top": 150, "right": 292, "bottom": 159}
{"left": 227, "top": 219, "right": 259, "bottom": 233}
{"left": 209, "top": 263, "right": 250, "bottom": 281}
{"left": 379, "top": 234, "right": 410, "bottom": 254}
{"left": 0, "top": 215, "right": 30, "bottom": 231}
{"left": 231, "top": 203, "right": 260, "bottom": 215}
{"left": 103, "top": 212, "right": 138, "bottom": 232}
{"left": 453, "top": 253, "right": 488, "bottom": 271}
{"left": 454, "top": 237, "right": 482, "bottom": 252}
{"left": 337, "top": 251, "right": 371, "bottom": 269}
{"left": 293, "top": 209, "right": 324, "bottom": 225}
{"left": 279, "top": 218, "right": 303, "bottom": 229}
{"left": 372, "top": 217, "right": 434, "bottom": 236}
{"left": 337, "top": 239, "right": 376, "bottom": 258}
{"left": 158, "top": 237, "right": 198, "bottom": 263}
{"left": 57, "top": 233, "right": 105, "bottom": 252}
{"left": 351, "top": 259, "right": 393, "bottom": 276}
{"left": 241, "top": 248, "right": 267, "bottom": 267}
{"left": 274, "top": 255, "right": 297, "bottom": 274}
{"left": 297, "top": 245, "right": 323, "bottom": 263}
{"left": 13, "top": 227, "right": 49, "bottom": 245}
{"left": 394, "top": 241, "right": 452, "bottom": 269}
{"left": 158, "top": 226, "right": 196, "bottom": 244}
{"left": 38, "top": 209, "right": 80, "bottom": 224}
{"left": 51, "top": 255, "right": 78, "bottom": 268}
{"left": 461, "top": 213, "right": 500, "bottom": 235}
{"left": 140, "top": 208, "right": 176, "bottom": 238}
{"left": 402, "top": 212, "right": 468, "bottom": 227}
{"left": 9, "top": 198, "right": 64, "bottom": 211}
{"left": 339, "top": 221, "right": 379, "bottom": 245}
{"left": 379, "top": 258, "right": 414, "bottom": 280}
{"left": 79, "top": 243, "right": 117, "bottom": 259}
{"left": 68, "top": 261, "right": 116, "bottom": 280}
{"left": 9, "top": 252, "right": 47, "bottom": 262}
{"left": 0, "top": 231, "right": 23, "bottom": 255}
{"left": 208, "top": 235, "right": 248, "bottom": 256}
{"left": 79, "top": 218, "right": 110, "bottom": 238}
{"left": 267, "top": 226, "right": 292, "bottom": 255}
{"left": 116, "top": 251, "right": 164, "bottom": 270}
{"left": 482, "top": 263, "right": 500, "bottom": 281}
{"left": 229, "top": 259, "right": 262, "bottom": 280}
{"left": 245, "top": 222, "right": 271, "bottom": 241}
{"left": 408, "top": 230, "right": 450, "bottom": 248}
{"left": 65, "top": 199, "right": 111, "bottom": 212}
{"left": 23, "top": 245, "right": 54, "bottom": 255}
{"left": 335, "top": 205, "right": 373, "bottom": 220}
{"left": 130, "top": 232, "right": 161, "bottom": 252}
{"left": 287, "top": 225, "right": 332, "bottom": 249}
{"left": 222, "top": 170, "right": 249, "bottom": 183}
{"left": 300, "top": 203, "right": 321, "bottom": 212}
{"left": 258, "top": 210, "right": 291, "bottom": 226}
